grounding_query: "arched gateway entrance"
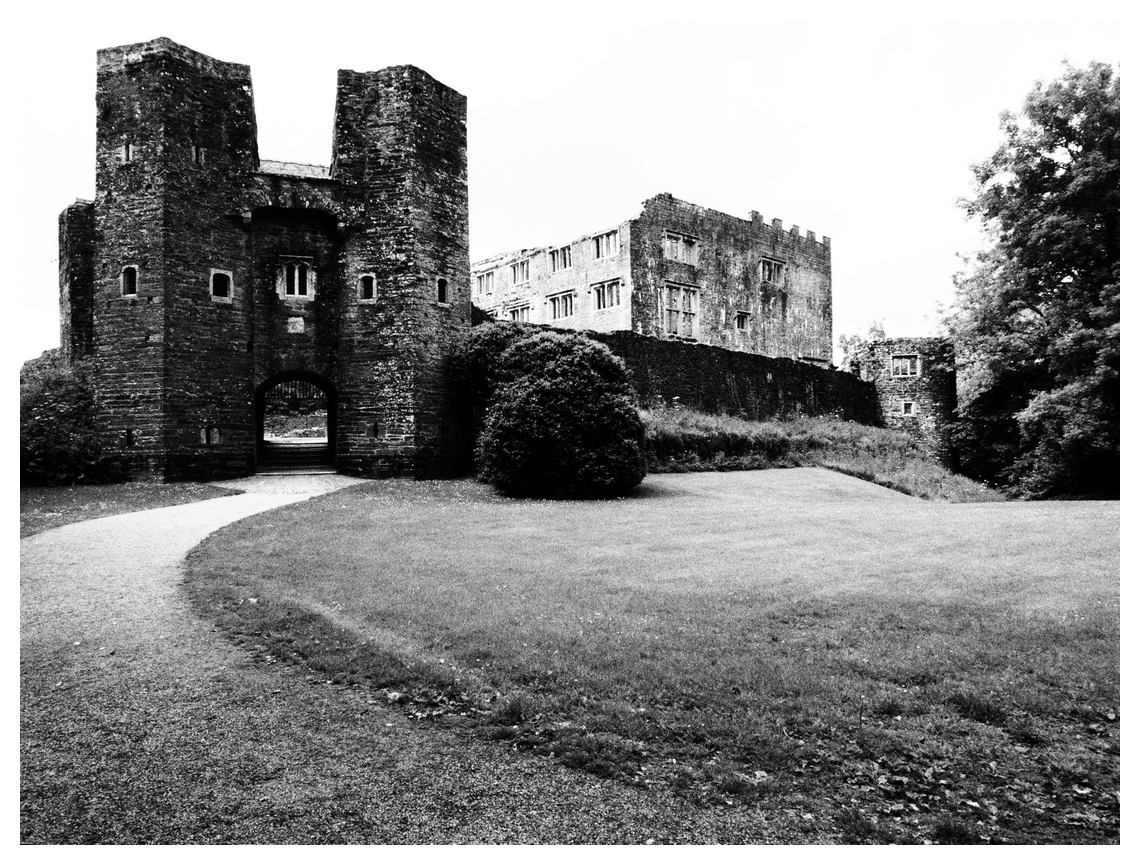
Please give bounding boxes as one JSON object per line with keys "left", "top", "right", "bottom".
{"left": 255, "top": 372, "right": 337, "bottom": 472}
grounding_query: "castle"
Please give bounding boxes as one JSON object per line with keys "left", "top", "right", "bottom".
{"left": 471, "top": 195, "right": 832, "bottom": 366}
{"left": 58, "top": 38, "right": 956, "bottom": 481}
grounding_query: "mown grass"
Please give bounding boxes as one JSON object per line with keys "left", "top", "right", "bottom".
{"left": 20, "top": 482, "right": 241, "bottom": 537}
{"left": 641, "top": 407, "right": 1004, "bottom": 503}
{"left": 184, "top": 472, "right": 1118, "bottom": 843}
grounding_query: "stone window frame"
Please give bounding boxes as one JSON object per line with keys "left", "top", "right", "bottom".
{"left": 592, "top": 230, "right": 620, "bottom": 260}
{"left": 760, "top": 257, "right": 786, "bottom": 286}
{"left": 664, "top": 281, "right": 699, "bottom": 339}
{"left": 735, "top": 310, "right": 751, "bottom": 331}
{"left": 198, "top": 426, "right": 222, "bottom": 446}
{"left": 358, "top": 272, "right": 377, "bottom": 303}
{"left": 511, "top": 260, "right": 530, "bottom": 286}
{"left": 549, "top": 290, "right": 575, "bottom": 320}
{"left": 192, "top": 144, "right": 207, "bottom": 167}
{"left": 592, "top": 278, "right": 621, "bottom": 310}
{"left": 899, "top": 400, "right": 917, "bottom": 416}
{"left": 550, "top": 245, "right": 572, "bottom": 272}
{"left": 475, "top": 270, "right": 495, "bottom": 296}
{"left": 209, "top": 268, "right": 234, "bottom": 304}
{"left": 436, "top": 277, "right": 451, "bottom": 306}
{"left": 890, "top": 354, "right": 921, "bottom": 378}
{"left": 508, "top": 303, "right": 531, "bottom": 323}
{"left": 119, "top": 140, "right": 134, "bottom": 165}
{"left": 120, "top": 264, "right": 140, "bottom": 297}
{"left": 277, "top": 257, "right": 316, "bottom": 302}
{"left": 663, "top": 230, "right": 699, "bottom": 265}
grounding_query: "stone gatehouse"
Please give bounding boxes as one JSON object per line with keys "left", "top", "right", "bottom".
{"left": 59, "top": 38, "right": 471, "bottom": 481}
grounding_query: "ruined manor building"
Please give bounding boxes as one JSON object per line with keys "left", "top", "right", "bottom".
{"left": 471, "top": 194, "right": 834, "bottom": 366}
{"left": 59, "top": 38, "right": 471, "bottom": 481}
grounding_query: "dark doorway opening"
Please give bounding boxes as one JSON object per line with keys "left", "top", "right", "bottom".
{"left": 255, "top": 372, "right": 337, "bottom": 472}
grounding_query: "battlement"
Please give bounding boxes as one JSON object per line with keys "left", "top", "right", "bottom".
{"left": 96, "top": 37, "right": 251, "bottom": 80}
{"left": 647, "top": 192, "right": 830, "bottom": 252}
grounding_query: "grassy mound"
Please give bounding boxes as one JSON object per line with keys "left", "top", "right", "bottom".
{"left": 642, "top": 408, "right": 1004, "bottom": 502}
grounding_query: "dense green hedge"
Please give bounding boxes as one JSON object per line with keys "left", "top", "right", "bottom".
{"left": 20, "top": 350, "right": 125, "bottom": 486}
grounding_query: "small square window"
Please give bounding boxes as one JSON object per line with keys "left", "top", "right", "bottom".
{"left": 359, "top": 273, "right": 375, "bottom": 301}
{"left": 475, "top": 271, "right": 495, "bottom": 296}
{"left": 663, "top": 231, "right": 699, "bottom": 264}
{"left": 209, "top": 269, "right": 233, "bottom": 302}
{"left": 901, "top": 401, "right": 915, "bottom": 416}
{"left": 550, "top": 245, "right": 572, "bottom": 272}
{"left": 592, "top": 230, "right": 620, "bottom": 260}
{"left": 592, "top": 279, "right": 621, "bottom": 310}
{"left": 121, "top": 265, "right": 139, "bottom": 296}
{"left": 761, "top": 258, "right": 785, "bottom": 285}
{"left": 891, "top": 354, "right": 919, "bottom": 377}
{"left": 735, "top": 311, "right": 750, "bottom": 330}
{"left": 549, "top": 291, "right": 574, "bottom": 319}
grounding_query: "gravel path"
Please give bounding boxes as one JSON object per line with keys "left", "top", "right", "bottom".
{"left": 21, "top": 475, "right": 799, "bottom": 844}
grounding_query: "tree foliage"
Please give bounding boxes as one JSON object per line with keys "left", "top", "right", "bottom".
{"left": 947, "top": 61, "right": 1119, "bottom": 498}
{"left": 838, "top": 321, "right": 886, "bottom": 373}
{"left": 20, "top": 350, "right": 125, "bottom": 486}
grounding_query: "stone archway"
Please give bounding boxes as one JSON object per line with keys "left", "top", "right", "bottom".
{"left": 254, "top": 371, "right": 337, "bottom": 471}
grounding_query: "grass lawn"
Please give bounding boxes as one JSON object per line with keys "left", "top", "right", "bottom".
{"left": 20, "top": 482, "right": 241, "bottom": 537}
{"left": 185, "top": 469, "right": 1118, "bottom": 844}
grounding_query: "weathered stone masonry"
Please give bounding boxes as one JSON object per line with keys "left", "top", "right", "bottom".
{"left": 590, "top": 330, "right": 879, "bottom": 424}
{"left": 855, "top": 338, "right": 957, "bottom": 463}
{"left": 59, "top": 38, "right": 470, "bottom": 481}
{"left": 471, "top": 193, "right": 833, "bottom": 365}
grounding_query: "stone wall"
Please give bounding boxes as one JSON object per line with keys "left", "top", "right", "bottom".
{"left": 58, "top": 201, "right": 95, "bottom": 364}
{"left": 589, "top": 330, "right": 878, "bottom": 423}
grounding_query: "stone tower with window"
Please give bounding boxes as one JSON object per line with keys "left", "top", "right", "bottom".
{"left": 856, "top": 337, "right": 957, "bottom": 465}
{"left": 59, "top": 38, "right": 470, "bottom": 481}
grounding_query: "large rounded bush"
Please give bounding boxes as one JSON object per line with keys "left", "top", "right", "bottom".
{"left": 477, "top": 331, "right": 647, "bottom": 498}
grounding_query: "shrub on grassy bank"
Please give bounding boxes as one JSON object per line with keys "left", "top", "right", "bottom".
{"left": 479, "top": 332, "right": 646, "bottom": 498}
{"left": 20, "top": 350, "right": 125, "bottom": 486}
{"left": 642, "top": 407, "right": 1004, "bottom": 502}
{"left": 453, "top": 324, "right": 647, "bottom": 498}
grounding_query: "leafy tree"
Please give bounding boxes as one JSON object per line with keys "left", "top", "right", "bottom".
{"left": 947, "top": 61, "right": 1118, "bottom": 498}
{"left": 20, "top": 350, "right": 125, "bottom": 486}
{"left": 838, "top": 320, "right": 886, "bottom": 373}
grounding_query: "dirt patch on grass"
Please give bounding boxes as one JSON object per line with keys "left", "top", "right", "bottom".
{"left": 21, "top": 482, "right": 242, "bottom": 537}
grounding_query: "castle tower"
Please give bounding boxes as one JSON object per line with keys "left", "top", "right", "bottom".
{"left": 59, "top": 38, "right": 470, "bottom": 481}
{"left": 332, "top": 66, "right": 470, "bottom": 477}
{"left": 858, "top": 337, "right": 957, "bottom": 465}
{"left": 87, "top": 39, "right": 259, "bottom": 479}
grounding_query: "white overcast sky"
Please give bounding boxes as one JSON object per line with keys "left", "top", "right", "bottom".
{"left": 8, "top": 0, "right": 1125, "bottom": 370}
